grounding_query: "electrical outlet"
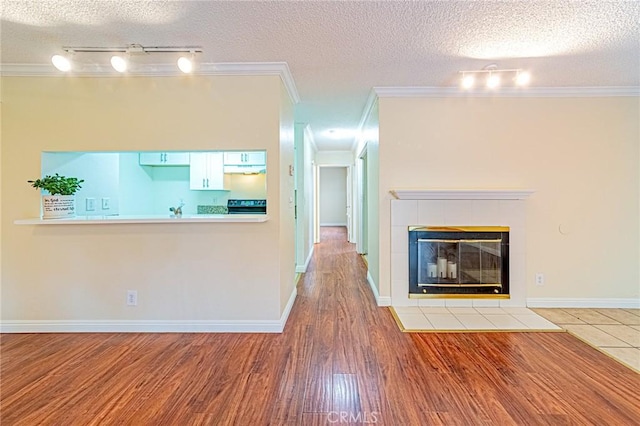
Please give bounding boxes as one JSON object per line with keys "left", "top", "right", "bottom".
{"left": 101, "top": 197, "right": 110, "bottom": 210}
{"left": 535, "top": 273, "right": 545, "bottom": 286}
{"left": 127, "top": 290, "right": 138, "bottom": 306}
{"left": 86, "top": 198, "right": 96, "bottom": 211}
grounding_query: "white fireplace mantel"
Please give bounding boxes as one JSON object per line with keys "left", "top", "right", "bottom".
{"left": 390, "top": 189, "right": 533, "bottom": 308}
{"left": 390, "top": 189, "right": 535, "bottom": 200}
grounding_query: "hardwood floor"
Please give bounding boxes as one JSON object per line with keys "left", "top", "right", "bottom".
{"left": 2, "top": 226, "right": 639, "bottom": 425}
{"left": 533, "top": 307, "right": 640, "bottom": 372}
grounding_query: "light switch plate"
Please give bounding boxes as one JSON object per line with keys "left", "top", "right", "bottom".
{"left": 86, "top": 198, "right": 96, "bottom": 211}
{"left": 101, "top": 197, "right": 110, "bottom": 210}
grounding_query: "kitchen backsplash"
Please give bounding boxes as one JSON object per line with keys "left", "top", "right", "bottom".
{"left": 197, "top": 205, "right": 228, "bottom": 214}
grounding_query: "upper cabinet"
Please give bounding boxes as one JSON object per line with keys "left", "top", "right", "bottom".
{"left": 223, "top": 151, "right": 266, "bottom": 166}
{"left": 223, "top": 151, "right": 266, "bottom": 174}
{"left": 137, "top": 150, "right": 266, "bottom": 181}
{"left": 139, "top": 152, "right": 190, "bottom": 166}
{"left": 189, "top": 152, "right": 226, "bottom": 190}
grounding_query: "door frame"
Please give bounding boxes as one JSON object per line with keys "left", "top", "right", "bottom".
{"left": 355, "top": 143, "right": 368, "bottom": 254}
{"left": 315, "top": 164, "right": 353, "bottom": 241}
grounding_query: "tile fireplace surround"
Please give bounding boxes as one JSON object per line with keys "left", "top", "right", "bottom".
{"left": 390, "top": 189, "right": 534, "bottom": 308}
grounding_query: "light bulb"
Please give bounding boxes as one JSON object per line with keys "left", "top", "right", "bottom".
{"left": 461, "top": 74, "right": 475, "bottom": 89}
{"left": 51, "top": 54, "right": 71, "bottom": 72}
{"left": 323, "top": 128, "right": 357, "bottom": 139}
{"left": 516, "top": 71, "right": 531, "bottom": 86}
{"left": 110, "top": 55, "right": 128, "bottom": 73}
{"left": 486, "top": 74, "right": 500, "bottom": 89}
{"left": 177, "top": 56, "right": 193, "bottom": 73}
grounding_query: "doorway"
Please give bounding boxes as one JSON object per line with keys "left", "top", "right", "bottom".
{"left": 357, "top": 149, "right": 368, "bottom": 255}
{"left": 316, "top": 165, "right": 352, "bottom": 241}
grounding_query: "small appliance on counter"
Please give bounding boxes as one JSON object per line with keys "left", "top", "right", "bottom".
{"left": 226, "top": 199, "right": 266, "bottom": 214}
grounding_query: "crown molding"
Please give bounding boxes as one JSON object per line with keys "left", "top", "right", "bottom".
{"left": 374, "top": 86, "right": 640, "bottom": 98}
{"left": 211, "top": 62, "right": 300, "bottom": 104}
{"left": 351, "top": 88, "right": 380, "bottom": 151}
{"left": 0, "top": 61, "right": 300, "bottom": 104}
{"left": 358, "top": 88, "right": 380, "bottom": 131}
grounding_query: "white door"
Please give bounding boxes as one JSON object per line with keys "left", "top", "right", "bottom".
{"left": 313, "top": 164, "right": 320, "bottom": 243}
{"left": 357, "top": 150, "right": 368, "bottom": 255}
{"left": 346, "top": 166, "right": 353, "bottom": 242}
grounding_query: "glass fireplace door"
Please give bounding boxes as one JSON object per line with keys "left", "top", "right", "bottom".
{"left": 408, "top": 226, "right": 509, "bottom": 296}
{"left": 417, "top": 238, "right": 504, "bottom": 288}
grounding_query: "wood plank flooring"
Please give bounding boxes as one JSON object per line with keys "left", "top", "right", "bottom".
{"left": 1, "top": 226, "right": 639, "bottom": 425}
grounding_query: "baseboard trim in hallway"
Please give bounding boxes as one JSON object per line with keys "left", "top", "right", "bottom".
{"left": 366, "top": 270, "right": 391, "bottom": 306}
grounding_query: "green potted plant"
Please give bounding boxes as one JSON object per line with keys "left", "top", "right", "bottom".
{"left": 28, "top": 173, "right": 84, "bottom": 219}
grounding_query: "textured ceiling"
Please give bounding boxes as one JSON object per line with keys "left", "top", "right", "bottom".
{"left": 1, "top": 1, "right": 639, "bottom": 150}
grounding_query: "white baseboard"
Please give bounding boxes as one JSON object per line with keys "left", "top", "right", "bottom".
{"left": 0, "top": 320, "right": 283, "bottom": 333}
{"left": 527, "top": 298, "right": 640, "bottom": 309}
{"left": 1, "top": 288, "right": 299, "bottom": 334}
{"left": 367, "top": 271, "right": 391, "bottom": 306}
{"left": 295, "top": 246, "right": 314, "bottom": 273}
{"left": 320, "top": 223, "right": 347, "bottom": 227}
{"left": 279, "top": 286, "right": 298, "bottom": 329}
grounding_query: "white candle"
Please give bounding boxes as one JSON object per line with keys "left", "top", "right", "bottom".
{"left": 448, "top": 262, "right": 457, "bottom": 279}
{"left": 427, "top": 263, "right": 437, "bottom": 278}
{"left": 437, "top": 257, "right": 448, "bottom": 278}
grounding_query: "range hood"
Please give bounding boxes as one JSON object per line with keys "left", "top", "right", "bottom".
{"left": 223, "top": 165, "right": 266, "bottom": 174}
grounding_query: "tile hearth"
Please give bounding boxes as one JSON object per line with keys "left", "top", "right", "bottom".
{"left": 391, "top": 306, "right": 561, "bottom": 332}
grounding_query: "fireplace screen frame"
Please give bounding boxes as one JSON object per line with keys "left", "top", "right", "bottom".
{"left": 408, "top": 226, "right": 510, "bottom": 298}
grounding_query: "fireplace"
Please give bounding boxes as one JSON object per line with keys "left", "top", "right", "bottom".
{"left": 409, "top": 226, "right": 509, "bottom": 298}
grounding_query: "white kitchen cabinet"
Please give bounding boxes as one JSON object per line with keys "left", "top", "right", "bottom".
{"left": 189, "top": 152, "right": 226, "bottom": 190}
{"left": 139, "top": 152, "right": 190, "bottom": 166}
{"left": 223, "top": 151, "right": 266, "bottom": 166}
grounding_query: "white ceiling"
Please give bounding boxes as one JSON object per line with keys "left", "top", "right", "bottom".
{"left": 1, "top": 1, "right": 639, "bottom": 151}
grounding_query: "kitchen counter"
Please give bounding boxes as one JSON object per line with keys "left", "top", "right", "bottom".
{"left": 14, "top": 214, "right": 269, "bottom": 225}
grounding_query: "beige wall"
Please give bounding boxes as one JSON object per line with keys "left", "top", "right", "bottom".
{"left": 278, "top": 82, "right": 296, "bottom": 314}
{"left": 355, "top": 100, "right": 381, "bottom": 296}
{"left": 1, "top": 75, "right": 295, "bottom": 326}
{"left": 294, "top": 124, "right": 317, "bottom": 272}
{"left": 378, "top": 96, "right": 639, "bottom": 302}
{"left": 0, "top": 101, "right": 3, "bottom": 303}
{"left": 316, "top": 150, "right": 354, "bottom": 165}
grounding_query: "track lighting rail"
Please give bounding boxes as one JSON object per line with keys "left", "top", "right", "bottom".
{"left": 51, "top": 44, "right": 203, "bottom": 73}
{"left": 61, "top": 45, "right": 203, "bottom": 54}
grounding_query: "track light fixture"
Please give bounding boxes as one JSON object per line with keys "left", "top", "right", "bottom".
{"left": 51, "top": 54, "right": 72, "bottom": 72}
{"left": 486, "top": 73, "right": 501, "bottom": 89}
{"left": 51, "top": 44, "right": 203, "bottom": 73}
{"left": 110, "top": 55, "right": 128, "bottom": 73}
{"left": 461, "top": 74, "right": 475, "bottom": 89}
{"left": 177, "top": 54, "right": 195, "bottom": 74}
{"left": 515, "top": 71, "right": 531, "bottom": 86}
{"left": 459, "top": 64, "right": 531, "bottom": 90}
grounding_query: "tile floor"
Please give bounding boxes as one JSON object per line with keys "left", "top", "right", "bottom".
{"left": 391, "top": 306, "right": 640, "bottom": 373}
{"left": 391, "top": 306, "right": 562, "bottom": 332}
{"left": 532, "top": 308, "right": 640, "bottom": 372}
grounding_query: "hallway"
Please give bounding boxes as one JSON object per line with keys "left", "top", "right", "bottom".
{"left": 1, "top": 227, "right": 639, "bottom": 424}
